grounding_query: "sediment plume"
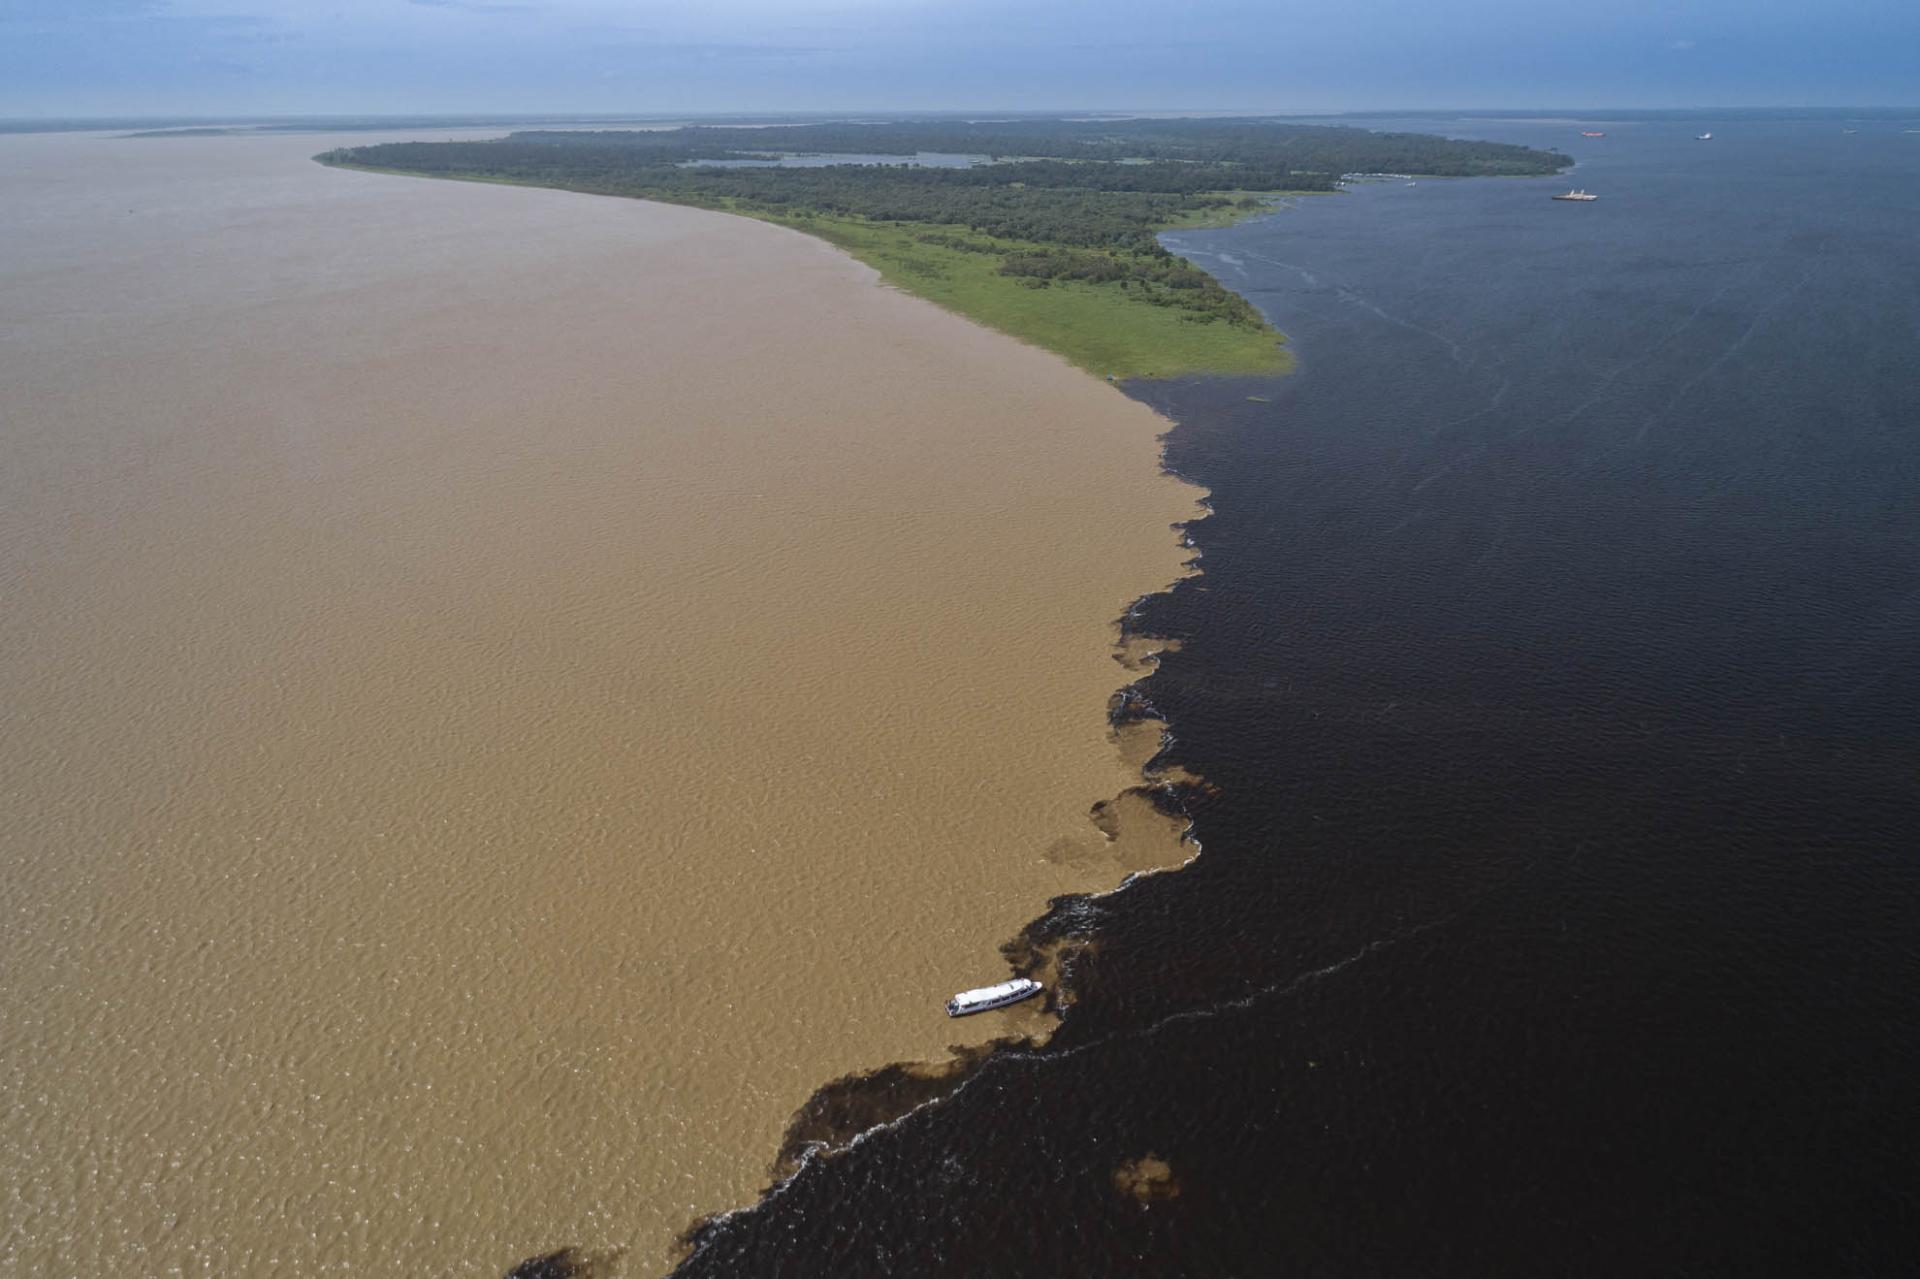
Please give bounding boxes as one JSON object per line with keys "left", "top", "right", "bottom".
{"left": 671, "top": 601, "right": 1214, "bottom": 1259}
{"left": 0, "top": 128, "right": 1205, "bottom": 1275}
{"left": 1113, "top": 1154, "right": 1182, "bottom": 1203}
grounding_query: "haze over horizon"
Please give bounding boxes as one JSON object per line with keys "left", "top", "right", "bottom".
{"left": 4, "top": 0, "right": 1917, "bottom": 120}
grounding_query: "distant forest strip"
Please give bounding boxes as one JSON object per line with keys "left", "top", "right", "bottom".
{"left": 322, "top": 118, "right": 1568, "bottom": 378}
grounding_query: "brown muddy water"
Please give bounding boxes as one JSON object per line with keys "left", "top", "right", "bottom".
{"left": 0, "top": 130, "right": 1199, "bottom": 1274}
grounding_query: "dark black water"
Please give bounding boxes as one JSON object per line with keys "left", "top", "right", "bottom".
{"left": 673, "top": 116, "right": 1920, "bottom": 1276}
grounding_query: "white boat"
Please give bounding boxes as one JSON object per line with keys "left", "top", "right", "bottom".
{"left": 1552, "top": 188, "right": 1599, "bottom": 202}
{"left": 945, "top": 977, "right": 1042, "bottom": 1017}
{"left": 1696, "top": 132, "right": 1713, "bottom": 140}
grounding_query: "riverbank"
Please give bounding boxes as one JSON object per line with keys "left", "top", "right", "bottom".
{"left": 0, "top": 128, "right": 1201, "bottom": 1275}
{"left": 324, "top": 159, "right": 1296, "bottom": 379}
{"left": 317, "top": 120, "right": 1568, "bottom": 384}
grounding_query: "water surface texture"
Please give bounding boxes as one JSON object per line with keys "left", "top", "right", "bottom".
{"left": 0, "top": 129, "right": 1196, "bottom": 1275}
{"left": 673, "top": 117, "right": 1920, "bottom": 1275}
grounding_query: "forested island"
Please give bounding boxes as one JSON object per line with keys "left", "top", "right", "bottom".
{"left": 323, "top": 118, "right": 1568, "bottom": 378}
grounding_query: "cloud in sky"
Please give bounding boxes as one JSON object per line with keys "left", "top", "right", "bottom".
{"left": 2, "top": 0, "right": 1916, "bottom": 117}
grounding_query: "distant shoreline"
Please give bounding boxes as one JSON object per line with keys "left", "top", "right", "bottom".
{"left": 320, "top": 156, "right": 1298, "bottom": 380}
{"left": 314, "top": 119, "right": 1566, "bottom": 381}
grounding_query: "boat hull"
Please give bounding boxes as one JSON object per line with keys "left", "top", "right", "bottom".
{"left": 945, "top": 978, "right": 1043, "bottom": 1017}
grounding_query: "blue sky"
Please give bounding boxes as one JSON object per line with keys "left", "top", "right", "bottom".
{"left": 3, "top": 0, "right": 1915, "bottom": 118}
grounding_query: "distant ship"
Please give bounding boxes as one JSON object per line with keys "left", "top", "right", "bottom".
{"left": 1580, "top": 131, "right": 1607, "bottom": 138}
{"left": 1696, "top": 132, "right": 1714, "bottom": 140}
{"left": 946, "top": 978, "right": 1042, "bottom": 1017}
{"left": 1552, "top": 189, "right": 1599, "bottom": 202}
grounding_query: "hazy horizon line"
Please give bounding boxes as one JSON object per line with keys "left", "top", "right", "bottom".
{"left": 6, "top": 104, "right": 1919, "bottom": 130}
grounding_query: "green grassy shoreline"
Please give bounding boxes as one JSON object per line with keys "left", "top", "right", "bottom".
{"left": 320, "top": 157, "right": 1299, "bottom": 379}
{"left": 316, "top": 120, "right": 1567, "bottom": 380}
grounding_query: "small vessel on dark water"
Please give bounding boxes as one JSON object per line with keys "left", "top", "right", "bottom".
{"left": 946, "top": 978, "right": 1042, "bottom": 1017}
{"left": 1553, "top": 189, "right": 1599, "bottom": 202}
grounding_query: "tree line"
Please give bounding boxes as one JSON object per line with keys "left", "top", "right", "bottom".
{"left": 324, "top": 118, "right": 1567, "bottom": 332}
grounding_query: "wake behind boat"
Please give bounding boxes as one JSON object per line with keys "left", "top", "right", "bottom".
{"left": 946, "top": 978, "right": 1043, "bottom": 1017}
